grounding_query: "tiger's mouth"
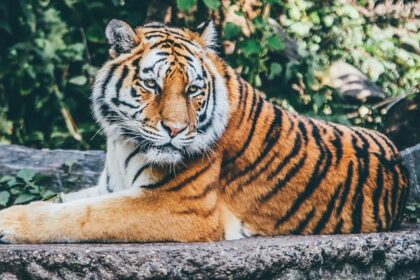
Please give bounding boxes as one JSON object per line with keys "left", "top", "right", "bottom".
{"left": 145, "top": 144, "right": 185, "bottom": 164}
{"left": 157, "top": 143, "right": 182, "bottom": 153}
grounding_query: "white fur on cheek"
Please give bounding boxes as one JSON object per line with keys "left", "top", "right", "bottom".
{"left": 188, "top": 57, "right": 229, "bottom": 155}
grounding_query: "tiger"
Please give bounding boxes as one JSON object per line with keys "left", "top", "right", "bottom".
{"left": 0, "top": 20, "right": 409, "bottom": 243}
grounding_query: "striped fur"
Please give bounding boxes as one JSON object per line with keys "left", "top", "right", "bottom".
{"left": 0, "top": 21, "right": 409, "bottom": 243}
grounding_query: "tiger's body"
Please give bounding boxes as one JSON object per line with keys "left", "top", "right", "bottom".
{"left": 0, "top": 21, "right": 409, "bottom": 243}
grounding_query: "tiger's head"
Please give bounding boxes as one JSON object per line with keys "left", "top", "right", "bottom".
{"left": 92, "top": 20, "right": 230, "bottom": 164}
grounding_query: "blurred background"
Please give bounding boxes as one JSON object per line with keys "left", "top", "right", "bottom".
{"left": 0, "top": 0, "right": 419, "bottom": 151}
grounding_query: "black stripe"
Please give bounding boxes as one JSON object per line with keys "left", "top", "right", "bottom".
{"left": 184, "top": 183, "right": 216, "bottom": 200}
{"left": 275, "top": 119, "right": 333, "bottom": 228}
{"left": 312, "top": 183, "right": 342, "bottom": 234}
{"left": 390, "top": 167, "right": 400, "bottom": 220}
{"left": 297, "top": 120, "right": 308, "bottom": 143}
{"left": 155, "top": 51, "right": 170, "bottom": 56}
{"left": 225, "top": 107, "right": 282, "bottom": 185}
{"left": 330, "top": 129, "right": 343, "bottom": 166}
{"left": 372, "top": 164, "right": 384, "bottom": 231}
{"left": 106, "top": 171, "right": 113, "bottom": 193}
{"left": 350, "top": 130, "right": 370, "bottom": 233}
{"left": 125, "top": 146, "right": 143, "bottom": 169}
{"left": 393, "top": 178, "right": 408, "bottom": 229}
{"left": 132, "top": 164, "right": 152, "bottom": 185}
{"left": 145, "top": 34, "right": 165, "bottom": 40}
{"left": 383, "top": 189, "right": 391, "bottom": 229}
{"left": 112, "top": 98, "right": 140, "bottom": 109}
{"left": 130, "top": 88, "right": 138, "bottom": 98}
{"left": 291, "top": 208, "right": 315, "bottom": 234}
{"left": 166, "top": 164, "right": 212, "bottom": 192}
{"left": 132, "top": 56, "right": 141, "bottom": 78}
{"left": 197, "top": 73, "right": 217, "bottom": 132}
{"left": 335, "top": 161, "right": 354, "bottom": 218}
{"left": 173, "top": 49, "right": 193, "bottom": 62}
{"left": 240, "top": 152, "right": 278, "bottom": 187}
{"left": 364, "top": 130, "right": 385, "bottom": 155}
{"left": 260, "top": 152, "right": 307, "bottom": 203}
{"left": 267, "top": 132, "right": 303, "bottom": 180}
{"left": 236, "top": 83, "right": 249, "bottom": 128}
{"left": 115, "top": 66, "right": 129, "bottom": 100}
{"left": 236, "top": 77, "right": 244, "bottom": 111}
{"left": 285, "top": 113, "right": 296, "bottom": 136}
{"left": 222, "top": 96, "right": 264, "bottom": 166}
{"left": 99, "top": 103, "right": 118, "bottom": 124}
{"left": 376, "top": 132, "right": 398, "bottom": 156}
{"left": 247, "top": 89, "right": 258, "bottom": 121}
{"left": 334, "top": 218, "right": 344, "bottom": 234}
{"left": 149, "top": 39, "right": 171, "bottom": 49}
{"left": 198, "top": 80, "right": 212, "bottom": 125}
{"left": 101, "top": 64, "right": 118, "bottom": 98}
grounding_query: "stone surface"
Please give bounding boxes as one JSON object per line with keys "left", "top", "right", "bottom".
{"left": 401, "top": 143, "right": 420, "bottom": 202}
{"left": 0, "top": 224, "right": 418, "bottom": 279}
{"left": 0, "top": 144, "right": 104, "bottom": 192}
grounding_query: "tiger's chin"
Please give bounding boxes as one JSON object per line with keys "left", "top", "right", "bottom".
{"left": 145, "top": 146, "right": 184, "bottom": 165}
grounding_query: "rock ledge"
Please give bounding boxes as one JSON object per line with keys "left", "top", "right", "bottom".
{"left": 0, "top": 224, "right": 419, "bottom": 280}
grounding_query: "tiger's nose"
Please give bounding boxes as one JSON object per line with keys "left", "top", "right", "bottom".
{"left": 161, "top": 121, "right": 187, "bottom": 138}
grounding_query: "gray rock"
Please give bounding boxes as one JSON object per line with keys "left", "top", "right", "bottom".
{"left": 0, "top": 144, "right": 105, "bottom": 192}
{"left": 401, "top": 143, "right": 420, "bottom": 202}
{"left": 327, "top": 61, "right": 387, "bottom": 103}
{"left": 0, "top": 224, "right": 418, "bottom": 279}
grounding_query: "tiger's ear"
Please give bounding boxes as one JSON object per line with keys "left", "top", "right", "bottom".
{"left": 105, "top": 19, "right": 138, "bottom": 57}
{"left": 196, "top": 21, "right": 218, "bottom": 50}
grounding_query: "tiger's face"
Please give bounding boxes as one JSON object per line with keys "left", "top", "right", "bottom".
{"left": 93, "top": 20, "right": 229, "bottom": 164}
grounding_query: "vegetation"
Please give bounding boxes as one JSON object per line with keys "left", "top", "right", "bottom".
{"left": 0, "top": 0, "right": 418, "bottom": 150}
{"left": 405, "top": 202, "right": 420, "bottom": 224}
{"left": 0, "top": 169, "right": 55, "bottom": 209}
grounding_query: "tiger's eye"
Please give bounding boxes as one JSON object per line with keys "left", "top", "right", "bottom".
{"left": 188, "top": 85, "right": 198, "bottom": 93}
{"left": 144, "top": 79, "right": 156, "bottom": 88}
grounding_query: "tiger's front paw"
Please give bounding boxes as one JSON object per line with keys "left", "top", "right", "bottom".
{"left": 0, "top": 202, "right": 49, "bottom": 244}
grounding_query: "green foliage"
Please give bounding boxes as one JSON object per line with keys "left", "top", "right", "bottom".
{"left": 405, "top": 202, "right": 420, "bottom": 224}
{"left": 0, "top": 0, "right": 418, "bottom": 150}
{"left": 277, "top": 0, "right": 419, "bottom": 128}
{"left": 0, "top": 169, "right": 56, "bottom": 209}
{"left": 0, "top": 0, "right": 151, "bottom": 149}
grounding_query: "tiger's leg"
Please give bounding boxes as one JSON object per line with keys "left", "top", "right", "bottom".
{"left": 60, "top": 186, "right": 102, "bottom": 202}
{"left": 60, "top": 170, "right": 109, "bottom": 202}
{"left": 0, "top": 187, "right": 222, "bottom": 243}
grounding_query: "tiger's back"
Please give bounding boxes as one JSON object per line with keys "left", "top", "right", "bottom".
{"left": 219, "top": 82, "right": 409, "bottom": 235}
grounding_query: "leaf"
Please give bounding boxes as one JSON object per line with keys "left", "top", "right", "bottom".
{"left": 268, "top": 63, "right": 282, "bottom": 80}
{"left": 42, "top": 190, "right": 57, "bottom": 200}
{"left": 14, "top": 193, "right": 36, "bottom": 205}
{"left": 267, "top": 34, "right": 284, "bottom": 51}
{"left": 176, "top": 0, "right": 195, "bottom": 11}
{"left": 406, "top": 205, "right": 416, "bottom": 211}
{"left": 10, "top": 188, "right": 21, "bottom": 195}
{"left": 7, "top": 177, "right": 18, "bottom": 187}
{"left": 17, "top": 169, "right": 36, "bottom": 182}
{"left": 69, "top": 76, "right": 87, "bottom": 86}
{"left": 241, "top": 39, "right": 262, "bottom": 56}
{"left": 0, "top": 191, "right": 10, "bottom": 207}
{"left": 86, "top": 24, "right": 105, "bottom": 43}
{"left": 0, "top": 176, "right": 14, "bottom": 183}
{"left": 223, "top": 22, "right": 242, "bottom": 40}
{"left": 203, "top": 0, "right": 220, "bottom": 10}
